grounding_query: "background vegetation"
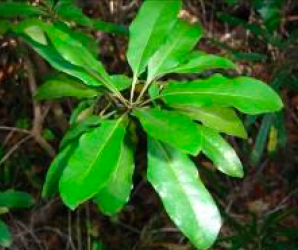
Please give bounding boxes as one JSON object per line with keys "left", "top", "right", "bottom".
{"left": 0, "top": 0, "right": 297, "bottom": 249}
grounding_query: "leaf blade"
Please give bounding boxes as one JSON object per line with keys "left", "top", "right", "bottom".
{"left": 59, "top": 117, "right": 127, "bottom": 209}
{"left": 35, "top": 75, "right": 99, "bottom": 100}
{"left": 147, "top": 138, "right": 221, "bottom": 250}
{"left": 127, "top": 0, "right": 182, "bottom": 77}
{"left": 199, "top": 126, "right": 244, "bottom": 178}
{"left": 148, "top": 20, "right": 203, "bottom": 81}
{"left": 134, "top": 108, "right": 202, "bottom": 156}
{"left": 176, "top": 107, "right": 247, "bottom": 138}
{"left": 162, "top": 74, "right": 283, "bottom": 115}
{"left": 0, "top": 219, "right": 12, "bottom": 248}
{"left": 94, "top": 141, "right": 135, "bottom": 215}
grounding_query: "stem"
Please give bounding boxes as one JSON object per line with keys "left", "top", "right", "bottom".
{"left": 86, "top": 68, "right": 129, "bottom": 107}
{"left": 130, "top": 75, "right": 138, "bottom": 104}
{"left": 135, "top": 78, "right": 151, "bottom": 104}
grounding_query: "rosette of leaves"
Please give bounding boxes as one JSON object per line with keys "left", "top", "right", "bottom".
{"left": 0, "top": 190, "right": 34, "bottom": 247}
{"left": 11, "top": 0, "right": 283, "bottom": 249}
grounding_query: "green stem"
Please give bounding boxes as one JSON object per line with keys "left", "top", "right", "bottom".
{"left": 130, "top": 75, "right": 138, "bottom": 104}
{"left": 135, "top": 78, "right": 151, "bottom": 104}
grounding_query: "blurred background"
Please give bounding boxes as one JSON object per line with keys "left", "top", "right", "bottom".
{"left": 0, "top": 0, "right": 297, "bottom": 249}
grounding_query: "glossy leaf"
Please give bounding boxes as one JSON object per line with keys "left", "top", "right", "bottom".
{"left": 59, "top": 117, "right": 127, "bottom": 209}
{"left": 134, "top": 108, "right": 202, "bottom": 156}
{"left": 147, "top": 138, "right": 221, "bottom": 250}
{"left": 0, "top": 2, "right": 46, "bottom": 18}
{"left": 60, "top": 116, "right": 102, "bottom": 150}
{"left": 148, "top": 20, "right": 202, "bottom": 82}
{"left": 127, "top": 0, "right": 182, "bottom": 77}
{"left": 110, "top": 75, "right": 132, "bottom": 91}
{"left": 54, "top": 21, "right": 98, "bottom": 55}
{"left": 42, "top": 142, "right": 78, "bottom": 198}
{"left": 176, "top": 107, "right": 247, "bottom": 138}
{"left": 45, "top": 25, "right": 109, "bottom": 80}
{"left": 198, "top": 126, "right": 244, "bottom": 178}
{"left": 19, "top": 34, "right": 102, "bottom": 87}
{"left": 44, "top": 25, "right": 118, "bottom": 93}
{"left": 171, "top": 51, "right": 236, "bottom": 74}
{"left": 0, "top": 219, "right": 11, "bottom": 248}
{"left": 0, "top": 190, "right": 34, "bottom": 209}
{"left": 36, "top": 75, "right": 99, "bottom": 100}
{"left": 162, "top": 74, "right": 283, "bottom": 115}
{"left": 94, "top": 141, "right": 135, "bottom": 215}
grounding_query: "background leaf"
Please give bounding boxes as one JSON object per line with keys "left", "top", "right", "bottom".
{"left": 0, "top": 219, "right": 12, "bottom": 248}
{"left": 0, "top": 2, "right": 46, "bottom": 18}
{"left": 0, "top": 190, "right": 34, "bottom": 209}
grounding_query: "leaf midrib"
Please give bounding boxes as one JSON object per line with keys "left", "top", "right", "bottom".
{"left": 149, "top": 24, "right": 190, "bottom": 78}
{"left": 78, "top": 117, "right": 124, "bottom": 182}
{"left": 133, "top": 4, "right": 169, "bottom": 75}
{"left": 162, "top": 89, "right": 271, "bottom": 105}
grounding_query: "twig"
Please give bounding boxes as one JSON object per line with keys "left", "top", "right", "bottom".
{"left": 24, "top": 57, "right": 56, "bottom": 158}
{"left": 0, "top": 135, "right": 32, "bottom": 167}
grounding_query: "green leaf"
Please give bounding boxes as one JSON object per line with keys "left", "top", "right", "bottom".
{"left": 198, "top": 126, "right": 244, "bottom": 178}
{"left": 148, "top": 20, "right": 203, "bottom": 82}
{"left": 35, "top": 74, "right": 100, "bottom": 100}
{"left": 59, "top": 117, "right": 127, "bottom": 209}
{"left": 147, "top": 138, "right": 221, "bottom": 250}
{"left": 0, "top": 20, "right": 10, "bottom": 35}
{"left": 46, "top": 24, "right": 119, "bottom": 92}
{"left": 170, "top": 51, "right": 236, "bottom": 74}
{"left": 134, "top": 108, "right": 202, "bottom": 156}
{"left": 60, "top": 116, "right": 102, "bottom": 150}
{"left": 94, "top": 140, "right": 135, "bottom": 215}
{"left": 92, "top": 20, "right": 128, "bottom": 36}
{"left": 250, "top": 114, "right": 275, "bottom": 166}
{"left": 0, "top": 219, "right": 12, "bottom": 248}
{"left": 42, "top": 142, "right": 77, "bottom": 198}
{"left": 69, "top": 100, "right": 95, "bottom": 125}
{"left": 0, "top": 190, "right": 34, "bottom": 209}
{"left": 55, "top": 2, "right": 93, "bottom": 27}
{"left": 12, "top": 19, "right": 48, "bottom": 45}
{"left": 24, "top": 35, "right": 102, "bottom": 86}
{"left": 176, "top": 107, "right": 247, "bottom": 138}
{"left": 127, "top": 0, "right": 182, "bottom": 77}
{"left": 0, "top": 2, "right": 46, "bottom": 18}
{"left": 110, "top": 75, "right": 132, "bottom": 91}
{"left": 162, "top": 74, "right": 283, "bottom": 115}
{"left": 54, "top": 21, "right": 98, "bottom": 55}
{"left": 46, "top": 25, "right": 106, "bottom": 75}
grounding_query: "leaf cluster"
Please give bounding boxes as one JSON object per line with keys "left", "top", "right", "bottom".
{"left": 1, "top": 0, "right": 284, "bottom": 249}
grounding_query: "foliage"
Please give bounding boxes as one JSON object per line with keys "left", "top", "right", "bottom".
{"left": 1, "top": 0, "right": 284, "bottom": 249}
{"left": 0, "top": 190, "right": 34, "bottom": 247}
